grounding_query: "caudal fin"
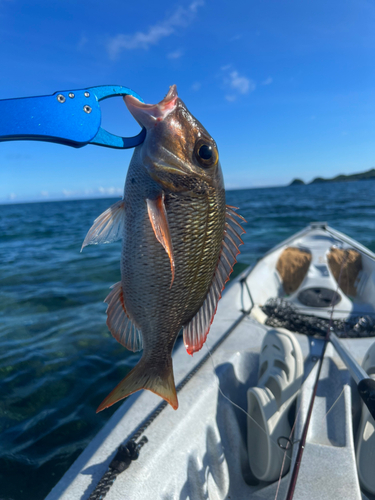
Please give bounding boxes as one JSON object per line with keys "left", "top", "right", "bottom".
{"left": 96, "top": 357, "right": 178, "bottom": 412}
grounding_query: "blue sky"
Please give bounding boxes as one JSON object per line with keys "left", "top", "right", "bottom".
{"left": 1, "top": 0, "right": 374, "bottom": 203}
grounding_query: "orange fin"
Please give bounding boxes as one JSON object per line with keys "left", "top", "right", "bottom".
{"left": 147, "top": 193, "right": 175, "bottom": 287}
{"left": 105, "top": 282, "right": 143, "bottom": 352}
{"left": 183, "top": 206, "right": 246, "bottom": 355}
{"left": 96, "top": 356, "right": 178, "bottom": 412}
{"left": 81, "top": 200, "right": 125, "bottom": 251}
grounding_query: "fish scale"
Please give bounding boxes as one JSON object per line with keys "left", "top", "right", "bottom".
{"left": 82, "top": 85, "right": 245, "bottom": 411}
{"left": 122, "top": 164, "right": 224, "bottom": 340}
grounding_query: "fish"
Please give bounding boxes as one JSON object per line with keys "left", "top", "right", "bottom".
{"left": 81, "top": 85, "right": 246, "bottom": 412}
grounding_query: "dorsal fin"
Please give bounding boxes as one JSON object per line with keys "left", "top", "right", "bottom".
{"left": 183, "top": 206, "right": 246, "bottom": 355}
{"left": 81, "top": 199, "right": 125, "bottom": 251}
{"left": 105, "top": 282, "right": 143, "bottom": 352}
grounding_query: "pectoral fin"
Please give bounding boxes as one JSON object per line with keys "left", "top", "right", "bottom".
{"left": 81, "top": 199, "right": 125, "bottom": 251}
{"left": 183, "top": 206, "right": 246, "bottom": 355}
{"left": 147, "top": 193, "right": 175, "bottom": 287}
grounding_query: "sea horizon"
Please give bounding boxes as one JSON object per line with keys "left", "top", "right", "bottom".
{"left": 2, "top": 176, "right": 375, "bottom": 206}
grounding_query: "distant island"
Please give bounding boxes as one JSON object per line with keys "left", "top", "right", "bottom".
{"left": 290, "top": 178, "right": 305, "bottom": 186}
{"left": 289, "top": 168, "right": 375, "bottom": 186}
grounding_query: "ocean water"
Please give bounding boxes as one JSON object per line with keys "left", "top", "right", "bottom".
{"left": 1, "top": 180, "right": 375, "bottom": 499}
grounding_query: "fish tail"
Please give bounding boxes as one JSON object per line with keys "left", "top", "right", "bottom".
{"left": 96, "top": 355, "right": 178, "bottom": 412}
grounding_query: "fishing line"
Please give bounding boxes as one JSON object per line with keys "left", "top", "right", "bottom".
{"left": 319, "top": 252, "right": 350, "bottom": 426}
{"left": 274, "top": 403, "right": 301, "bottom": 500}
{"left": 321, "top": 385, "right": 346, "bottom": 423}
{"left": 204, "top": 343, "right": 299, "bottom": 462}
{"left": 286, "top": 250, "right": 350, "bottom": 500}
{"left": 206, "top": 331, "right": 348, "bottom": 498}
{"left": 319, "top": 252, "right": 350, "bottom": 418}
{"left": 277, "top": 361, "right": 346, "bottom": 499}
{"left": 203, "top": 251, "right": 354, "bottom": 498}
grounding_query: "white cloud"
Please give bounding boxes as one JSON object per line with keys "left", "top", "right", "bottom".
{"left": 229, "top": 71, "right": 254, "bottom": 94}
{"left": 107, "top": 1, "right": 204, "bottom": 59}
{"left": 40, "top": 191, "right": 49, "bottom": 197}
{"left": 191, "top": 82, "right": 201, "bottom": 91}
{"left": 262, "top": 77, "right": 273, "bottom": 85}
{"left": 62, "top": 189, "right": 74, "bottom": 197}
{"left": 62, "top": 187, "right": 122, "bottom": 198}
{"left": 9, "top": 193, "right": 16, "bottom": 200}
{"left": 167, "top": 49, "right": 183, "bottom": 59}
{"left": 222, "top": 67, "right": 255, "bottom": 101}
{"left": 98, "top": 186, "right": 122, "bottom": 196}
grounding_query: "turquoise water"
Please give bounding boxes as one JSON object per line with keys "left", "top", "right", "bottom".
{"left": 1, "top": 181, "right": 375, "bottom": 499}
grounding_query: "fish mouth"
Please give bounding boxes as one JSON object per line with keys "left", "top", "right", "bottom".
{"left": 124, "top": 85, "right": 178, "bottom": 129}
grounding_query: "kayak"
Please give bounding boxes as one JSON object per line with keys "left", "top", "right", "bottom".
{"left": 46, "top": 222, "right": 375, "bottom": 500}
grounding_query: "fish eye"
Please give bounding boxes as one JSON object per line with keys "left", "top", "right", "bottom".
{"left": 198, "top": 144, "right": 213, "bottom": 160}
{"left": 194, "top": 139, "right": 218, "bottom": 168}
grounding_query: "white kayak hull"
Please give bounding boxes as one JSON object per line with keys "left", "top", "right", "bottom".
{"left": 46, "top": 223, "right": 375, "bottom": 500}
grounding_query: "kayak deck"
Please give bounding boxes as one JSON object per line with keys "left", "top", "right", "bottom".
{"left": 46, "top": 272, "right": 375, "bottom": 500}
{"left": 247, "top": 224, "right": 375, "bottom": 321}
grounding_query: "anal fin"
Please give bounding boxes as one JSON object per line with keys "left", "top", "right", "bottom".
{"left": 105, "top": 282, "right": 143, "bottom": 352}
{"left": 183, "top": 205, "right": 246, "bottom": 355}
{"left": 81, "top": 199, "right": 125, "bottom": 251}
